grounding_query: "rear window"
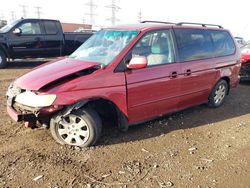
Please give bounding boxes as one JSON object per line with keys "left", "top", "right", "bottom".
{"left": 44, "top": 21, "right": 58, "bottom": 34}
{"left": 174, "top": 29, "right": 235, "bottom": 62}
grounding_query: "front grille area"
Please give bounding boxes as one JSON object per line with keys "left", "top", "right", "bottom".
{"left": 240, "top": 62, "right": 250, "bottom": 80}
{"left": 13, "top": 102, "right": 39, "bottom": 114}
{"left": 240, "top": 63, "right": 250, "bottom": 75}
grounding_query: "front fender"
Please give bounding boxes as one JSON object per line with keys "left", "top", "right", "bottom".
{"left": 52, "top": 86, "right": 128, "bottom": 117}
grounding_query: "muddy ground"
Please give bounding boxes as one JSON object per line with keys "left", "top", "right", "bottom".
{"left": 0, "top": 60, "right": 249, "bottom": 188}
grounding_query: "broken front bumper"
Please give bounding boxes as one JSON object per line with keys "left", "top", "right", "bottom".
{"left": 6, "top": 83, "right": 62, "bottom": 124}
{"left": 7, "top": 105, "right": 37, "bottom": 122}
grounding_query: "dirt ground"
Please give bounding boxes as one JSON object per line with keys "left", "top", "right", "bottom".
{"left": 0, "top": 60, "right": 250, "bottom": 188}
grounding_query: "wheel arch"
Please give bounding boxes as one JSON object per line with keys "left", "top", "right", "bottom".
{"left": 220, "top": 76, "right": 230, "bottom": 94}
{"left": 0, "top": 44, "right": 10, "bottom": 58}
{"left": 60, "top": 97, "right": 129, "bottom": 132}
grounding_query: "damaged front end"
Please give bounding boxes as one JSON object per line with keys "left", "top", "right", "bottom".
{"left": 6, "top": 83, "right": 62, "bottom": 128}
{"left": 6, "top": 58, "right": 105, "bottom": 128}
{"left": 240, "top": 62, "right": 250, "bottom": 81}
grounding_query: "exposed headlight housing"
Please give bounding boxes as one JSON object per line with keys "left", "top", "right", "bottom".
{"left": 15, "top": 91, "right": 56, "bottom": 108}
{"left": 6, "top": 82, "right": 22, "bottom": 97}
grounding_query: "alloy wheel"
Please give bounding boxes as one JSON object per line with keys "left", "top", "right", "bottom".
{"left": 214, "top": 84, "right": 226, "bottom": 104}
{"left": 57, "top": 114, "right": 90, "bottom": 146}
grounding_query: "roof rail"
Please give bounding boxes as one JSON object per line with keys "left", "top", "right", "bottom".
{"left": 176, "top": 22, "right": 223, "bottom": 28}
{"left": 141, "top": 20, "right": 175, "bottom": 25}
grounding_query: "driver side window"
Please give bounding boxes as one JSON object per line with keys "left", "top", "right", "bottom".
{"left": 132, "top": 30, "right": 175, "bottom": 66}
{"left": 19, "top": 22, "right": 42, "bottom": 35}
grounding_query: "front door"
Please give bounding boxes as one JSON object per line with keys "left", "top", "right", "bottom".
{"left": 125, "top": 29, "right": 181, "bottom": 123}
{"left": 8, "top": 20, "right": 45, "bottom": 58}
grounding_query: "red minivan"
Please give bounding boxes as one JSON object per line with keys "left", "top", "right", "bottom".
{"left": 6, "top": 21, "right": 241, "bottom": 147}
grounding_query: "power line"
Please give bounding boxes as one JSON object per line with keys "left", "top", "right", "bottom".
{"left": 85, "top": 0, "right": 97, "bottom": 25}
{"left": 19, "top": 5, "right": 27, "bottom": 18}
{"left": 106, "top": 0, "right": 121, "bottom": 26}
{"left": 34, "top": 6, "right": 42, "bottom": 18}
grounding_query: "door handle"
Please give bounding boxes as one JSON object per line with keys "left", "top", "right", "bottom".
{"left": 35, "top": 37, "right": 40, "bottom": 41}
{"left": 170, "top": 71, "right": 178, "bottom": 78}
{"left": 184, "top": 69, "right": 191, "bottom": 76}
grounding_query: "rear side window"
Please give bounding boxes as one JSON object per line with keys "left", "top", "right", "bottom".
{"left": 44, "top": 21, "right": 58, "bottom": 34}
{"left": 210, "top": 30, "right": 235, "bottom": 57}
{"left": 174, "top": 29, "right": 214, "bottom": 61}
{"left": 174, "top": 29, "right": 236, "bottom": 62}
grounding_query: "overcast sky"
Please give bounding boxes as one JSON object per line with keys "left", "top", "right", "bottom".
{"left": 1, "top": 0, "right": 249, "bottom": 40}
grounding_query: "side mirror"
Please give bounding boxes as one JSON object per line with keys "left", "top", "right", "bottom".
{"left": 127, "top": 56, "right": 148, "bottom": 69}
{"left": 13, "top": 28, "right": 22, "bottom": 35}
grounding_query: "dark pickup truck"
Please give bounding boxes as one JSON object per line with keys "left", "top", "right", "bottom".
{"left": 0, "top": 18, "right": 93, "bottom": 68}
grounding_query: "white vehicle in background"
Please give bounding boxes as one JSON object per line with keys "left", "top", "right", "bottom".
{"left": 235, "top": 37, "right": 247, "bottom": 47}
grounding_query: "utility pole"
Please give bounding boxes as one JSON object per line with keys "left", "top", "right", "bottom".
{"left": 10, "top": 11, "right": 15, "bottom": 21}
{"left": 138, "top": 10, "right": 142, "bottom": 23}
{"left": 0, "top": 10, "right": 4, "bottom": 20}
{"left": 106, "top": 0, "right": 121, "bottom": 26}
{"left": 82, "top": 16, "right": 86, "bottom": 24}
{"left": 20, "top": 5, "right": 27, "bottom": 18}
{"left": 85, "top": 0, "right": 97, "bottom": 26}
{"left": 34, "top": 6, "right": 42, "bottom": 18}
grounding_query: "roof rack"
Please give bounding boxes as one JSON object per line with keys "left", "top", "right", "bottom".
{"left": 176, "top": 22, "right": 223, "bottom": 28}
{"left": 141, "top": 20, "right": 175, "bottom": 25}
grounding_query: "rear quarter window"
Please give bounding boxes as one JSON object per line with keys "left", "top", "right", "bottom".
{"left": 210, "top": 30, "right": 236, "bottom": 57}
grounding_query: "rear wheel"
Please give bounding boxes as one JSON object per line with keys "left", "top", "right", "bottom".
{"left": 50, "top": 108, "right": 102, "bottom": 147}
{"left": 208, "top": 79, "right": 228, "bottom": 108}
{"left": 0, "top": 50, "right": 7, "bottom": 68}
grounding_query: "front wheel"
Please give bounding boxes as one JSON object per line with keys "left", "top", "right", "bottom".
{"left": 208, "top": 79, "right": 228, "bottom": 108}
{"left": 50, "top": 108, "right": 102, "bottom": 147}
{"left": 0, "top": 50, "right": 7, "bottom": 68}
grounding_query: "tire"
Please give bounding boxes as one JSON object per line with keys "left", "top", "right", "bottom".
{"left": 0, "top": 50, "right": 7, "bottom": 68}
{"left": 208, "top": 79, "right": 228, "bottom": 108}
{"left": 50, "top": 108, "right": 102, "bottom": 147}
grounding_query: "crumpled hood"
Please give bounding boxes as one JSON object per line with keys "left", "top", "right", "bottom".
{"left": 15, "top": 58, "right": 100, "bottom": 91}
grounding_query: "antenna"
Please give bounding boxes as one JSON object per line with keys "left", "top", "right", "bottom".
{"left": 34, "top": 6, "right": 42, "bottom": 18}
{"left": 20, "top": 5, "right": 27, "bottom": 18}
{"left": 106, "top": 0, "right": 121, "bottom": 26}
{"left": 85, "top": 0, "right": 97, "bottom": 25}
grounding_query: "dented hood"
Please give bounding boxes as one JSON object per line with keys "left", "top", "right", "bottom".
{"left": 15, "top": 58, "right": 100, "bottom": 91}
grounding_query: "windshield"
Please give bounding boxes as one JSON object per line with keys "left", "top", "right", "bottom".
{"left": 0, "top": 20, "right": 19, "bottom": 33}
{"left": 69, "top": 30, "right": 139, "bottom": 65}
